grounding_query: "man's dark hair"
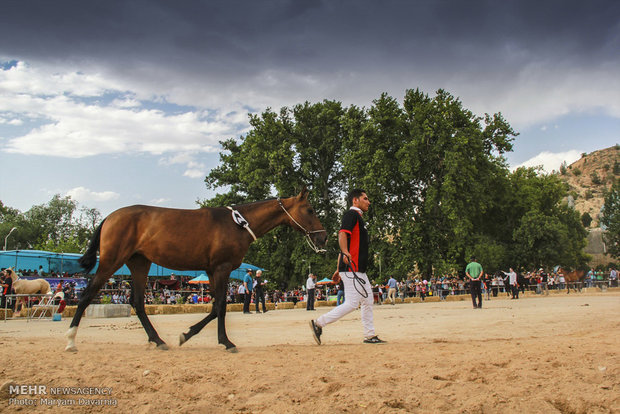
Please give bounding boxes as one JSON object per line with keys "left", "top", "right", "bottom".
{"left": 347, "top": 189, "right": 367, "bottom": 207}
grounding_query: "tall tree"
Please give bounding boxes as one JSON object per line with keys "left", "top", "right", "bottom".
{"left": 508, "top": 169, "right": 589, "bottom": 269}
{"left": 342, "top": 89, "right": 516, "bottom": 278}
{"left": 0, "top": 196, "right": 100, "bottom": 253}
{"left": 202, "top": 88, "right": 590, "bottom": 285}
{"left": 600, "top": 180, "right": 619, "bottom": 259}
{"left": 203, "top": 101, "right": 347, "bottom": 287}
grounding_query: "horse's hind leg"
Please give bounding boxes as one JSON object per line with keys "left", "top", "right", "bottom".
{"left": 180, "top": 267, "right": 223, "bottom": 346}
{"left": 127, "top": 255, "right": 168, "bottom": 350}
{"left": 180, "top": 265, "right": 235, "bottom": 352}
{"left": 65, "top": 270, "right": 113, "bottom": 352}
{"left": 180, "top": 304, "right": 218, "bottom": 346}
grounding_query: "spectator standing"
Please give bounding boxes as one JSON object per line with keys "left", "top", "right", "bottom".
{"left": 336, "top": 272, "right": 345, "bottom": 306}
{"left": 243, "top": 269, "right": 253, "bottom": 314}
{"left": 306, "top": 273, "right": 316, "bottom": 311}
{"left": 386, "top": 276, "right": 397, "bottom": 305}
{"left": 254, "top": 270, "right": 268, "bottom": 313}
{"left": 502, "top": 268, "right": 518, "bottom": 299}
{"left": 465, "top": 257, "right": 484, "bottom": 309}
{"left": 1, "top": 270, "right": 12, "bottom": 309}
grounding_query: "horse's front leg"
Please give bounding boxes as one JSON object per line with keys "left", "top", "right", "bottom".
{"left": 211, "top": 268, "right": 236, "bottom": 352}
{"left": 216, "top": 290, "right": 236, "bottom": 352}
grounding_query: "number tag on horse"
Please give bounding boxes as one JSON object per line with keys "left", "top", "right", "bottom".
{"left": 227, "top": 207, "right": 257, "bottom": 240}
{"left": 230, "top": 209, "right": 249, "bottom": 228}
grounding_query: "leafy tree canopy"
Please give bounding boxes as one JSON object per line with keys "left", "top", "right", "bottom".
{"left": 201, "top": 89, "right": 588, "bottom": 285}
{"left": 0, "top": 195, "right": 101, "bottom": 253}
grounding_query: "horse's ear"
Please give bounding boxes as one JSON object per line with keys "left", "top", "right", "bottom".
{"left": 297, "top": 186, "right": 309, "bottom": 200}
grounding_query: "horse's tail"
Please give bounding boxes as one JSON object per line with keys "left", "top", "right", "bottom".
{"left": 79, "top": 219, "right": 105, "bottom": 274}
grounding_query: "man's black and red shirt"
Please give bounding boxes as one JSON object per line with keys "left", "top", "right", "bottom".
{"left": 339, "top": 207, "right": 369, "bottom": 273}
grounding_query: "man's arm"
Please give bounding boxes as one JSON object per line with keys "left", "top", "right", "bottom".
{"left": 466, "top": 265, "right": 473, "bottom": 280}
{"left": 338, "top": 231, "right": 351, "bottom": 264}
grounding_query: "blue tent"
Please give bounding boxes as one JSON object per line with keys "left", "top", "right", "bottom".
{"left": 227, "top": 263, "right": 264, "bottom": 281}
{"left": 0, "top": 250, "right": 84, "bottom": 274}
{"left": 0, "top": 250, "right": 264, "bottom": 279}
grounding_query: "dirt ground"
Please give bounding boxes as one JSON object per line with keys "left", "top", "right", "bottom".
{"left": 1, "top": 292, "right": 619, "bottom": 413}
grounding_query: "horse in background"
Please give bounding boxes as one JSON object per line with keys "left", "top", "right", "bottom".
{"left": 66, "top": 188, "right": 327, "bottom": 353}
{"left": 555, "top": 266, "right": 587, "bottom": 294}
{"left": 5, "top": 268, "right": 52, "bottom": 312}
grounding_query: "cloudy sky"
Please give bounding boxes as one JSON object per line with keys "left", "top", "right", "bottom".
{"left": 1, "top": 0, "right": 619, "bottom": 217}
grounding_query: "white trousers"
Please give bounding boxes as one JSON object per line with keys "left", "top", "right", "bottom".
{"left": 316, "top": 271, "right": 376, "bottom": 339}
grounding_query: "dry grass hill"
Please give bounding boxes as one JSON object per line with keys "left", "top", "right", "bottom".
{"left": 558, "top": 145, "right": 619, "bottom": 227}
{"left": 556, "top": 145, "right": 618, "bottom": 267}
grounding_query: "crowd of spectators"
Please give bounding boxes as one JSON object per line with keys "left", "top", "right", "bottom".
{"left": 3, "top": 266, "right": 617, "bottom": 311}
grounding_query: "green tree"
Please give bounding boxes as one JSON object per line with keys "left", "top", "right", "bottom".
{"left": 201, "top": 89, "right": 590, "bottom": 283}
{"left": 342, "top": 89, "right": 517, "bottom": 277}
{"left": 581, "top": 212, "right": 593, "bottom": 228}
{"left": 508, "top": 170, "right": 588, "bottom": 269}
{"left": 601, "top": 181, "right": 619, "bottom": 259}
{"left": 203, "top": 101, "right": 347, "bottom": 287}
{"left": 0, "top": 196, "right": 100, "bottom": 253}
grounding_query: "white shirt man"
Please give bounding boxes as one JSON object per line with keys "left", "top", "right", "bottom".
{"left": 306, "top": 274, "right": 316, "bottom": 311}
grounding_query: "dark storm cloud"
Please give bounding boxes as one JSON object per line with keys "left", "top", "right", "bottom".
{"left": 1, "top": 0, "right": 619, "bottom": 126}
{"left": 2, "top": 0, "right": 617, "bottom": 72}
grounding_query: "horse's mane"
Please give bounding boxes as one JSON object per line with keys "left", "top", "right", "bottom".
{"left": 228, "top": 197, "right": 280, "bottom": 209}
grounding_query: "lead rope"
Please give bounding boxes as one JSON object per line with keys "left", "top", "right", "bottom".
{"left": 339, "top": 252, "right": 369, "bottom": 298}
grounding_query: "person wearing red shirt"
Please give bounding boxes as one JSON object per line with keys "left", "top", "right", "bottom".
{"left": 310, "top": 189, "right": 385, "bottom": 345}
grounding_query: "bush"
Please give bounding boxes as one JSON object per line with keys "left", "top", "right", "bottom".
{"left": 573, "top": 168, "right": 582, "bottom": 176}
{"left": 560, "top": 161, "right": 568, "bottom": 175}
{"left": 591, "top": 171, "right": 602, "bottom": 185}
{"left": 581, "top": 212, "right": 592, "bottom": 228}
{"left": 585, "top": 189, "right": 594, "bottom": 200}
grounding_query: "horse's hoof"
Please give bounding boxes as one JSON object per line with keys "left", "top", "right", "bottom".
{"left": 156, "top": 343, "right": 169, "bottom": 351}
{"left": 179, "top": 333, "right": 187, "bottom": 346}
{"left": 226, "top": 346, "right": 238, "bottom": 354}
{"left": 65, "top": 346, "right": 78, "bottom": 353}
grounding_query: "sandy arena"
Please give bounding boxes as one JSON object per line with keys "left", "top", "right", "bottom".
{"left": 1, "top": 292, "right": 619, "bottom": 413}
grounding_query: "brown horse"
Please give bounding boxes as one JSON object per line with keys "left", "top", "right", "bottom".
{"left": 65, "top": 188, "right": 327, "bottom": 352}
{"left": 5, "top": 268, "right": 52, "bottom": 312}
{"left": 556, "top": 267, "right": 587, "bottom": 294}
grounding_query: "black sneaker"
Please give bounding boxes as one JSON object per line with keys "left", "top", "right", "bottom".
{"left": 309, "top": 320, "right": 322, "bottom": 345}
{"left": 363, "top": 335, "right": 386, "bottom": 344}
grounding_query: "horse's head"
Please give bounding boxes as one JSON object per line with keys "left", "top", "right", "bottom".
{"left": 281, "top": 187, "right": 328, "bottom": 252}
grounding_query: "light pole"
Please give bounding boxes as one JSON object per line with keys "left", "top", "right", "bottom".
{"left": 4, "top": 227, "right": 17, "bottom": 251}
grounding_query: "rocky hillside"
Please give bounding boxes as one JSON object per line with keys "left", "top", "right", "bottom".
{"left": 558, "top": 145, "right": 619, "bottom": 227}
